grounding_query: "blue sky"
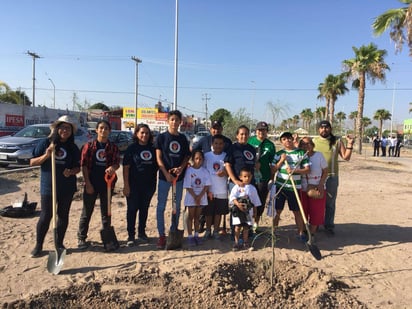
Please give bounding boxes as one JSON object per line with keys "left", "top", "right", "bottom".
{"left": 1, "top": 0, "right": 411, "bottom": 130}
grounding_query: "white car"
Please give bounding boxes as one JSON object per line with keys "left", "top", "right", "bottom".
{"left": 0, "top": 124, "right": 90, "bottom": 167}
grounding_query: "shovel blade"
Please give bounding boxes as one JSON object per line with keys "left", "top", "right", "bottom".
{"left": 100, "top": 226, "right": 119, "bottom": 252}
{"left": 166, "top": 229, "right": 184, "bottom": 250}
{"left": 306, "top": 243, "right": 322, "bottom": 261}
{"left": 47, "top": 248, "right": 66, "bottom": 275}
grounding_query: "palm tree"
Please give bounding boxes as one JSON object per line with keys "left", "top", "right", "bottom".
{"left": 361, "top": 117, "right": 372, "bottom": 140}
{"left": 335, "top": 111, "right": 347, "bottom": 134}
{"left": 315, "top": 106, "right": 326, "bottom": 123}
{"left": 373, "top": 109, "right": 392, "bottom": 137}
{"left": 342, "top": 43, "right": 390, "bottom": 154}
{"left": 317, "top": 74, "right": 349, "bottom": 123}
{"left": 300, "top": 108, "right": 313, "bottom": 132}
{"left": 266, "top": 101, "right": 289, "bottom": 130}
{"left": 292, "top": 115, "right": 300, "bottom": 128}
{"left": 349, "top": 111, "right": 358, "bottom": 134}
{"left": 372, "top": 1, "right": 412, "bottom": 56}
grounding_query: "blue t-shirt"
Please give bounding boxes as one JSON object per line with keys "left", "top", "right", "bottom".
{"left": 123, "top": 142, "right": 158, "bottom": 189}
{"left": 155, "top": 131, "right": 190, "bottom": 182}
{"left": 224, "top": 142, "right": 256, "bottom": 180}
{"left": 32, "top": 138, "right": 80, "bottom": 196}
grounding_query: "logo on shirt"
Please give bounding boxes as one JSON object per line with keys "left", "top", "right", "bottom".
{"left": 96, "top": 149, "right": 106, "bottom": 162}
{"left": 213, "top": 161, "right": 221, "bottom": 172}
{"left": 243, "top": 150, "right": 254, "bottom": 161}
{"left": 194, "top": 178, "right": 201, "bottom": 186}
{"left": 169, "top": 141, "right": 181, "bottom": 153}
{"left": 140, "top": 150, "right": 152, "bottom": 161}
{"left": 55, "top": 147, "right": 67, "bottom": 160}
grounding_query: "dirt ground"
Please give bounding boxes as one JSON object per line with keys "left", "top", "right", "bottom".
{"left": 0, "top": 145, "right": 411, "bottom": 308}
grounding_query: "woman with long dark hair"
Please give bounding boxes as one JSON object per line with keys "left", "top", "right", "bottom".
{"left": 123, "top": 123, "right": 158, "bottom": 246}
{"left": 30, "top": 115, "right": 81, "bottom": 257}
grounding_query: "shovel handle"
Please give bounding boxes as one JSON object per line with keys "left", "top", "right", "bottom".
{"left": 169, "top": 170, "right": 178, "bottom": 215}
{"left": 104, "top": 172, "right": 116, "bottom": 188}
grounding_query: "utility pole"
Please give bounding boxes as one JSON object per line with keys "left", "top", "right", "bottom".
{"left": 131, "top": 56, "right": 142, "bottom": 127}
{"left": 202, "top": 93, "right": 210, "bottom": 129}
{"left": 173, "top": 0, "right": 179, "bottom": 110}
{"left": 48, "top": 78, "right": 55, "bottom": 109}
{"left": 27, "top": 51, "right": 41, "bottom": 107}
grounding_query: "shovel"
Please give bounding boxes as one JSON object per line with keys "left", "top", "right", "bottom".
{"left": 166, "top": 174, "right": 183, "bottom": 250}
{"left": 100, "top": 172, "right": 119, "bottom": 252}
{"left": 47, "top": 144, "right": 67, "bottom": 275}
{"left": 285, "top": 162, "right": 322, "bottom": 261}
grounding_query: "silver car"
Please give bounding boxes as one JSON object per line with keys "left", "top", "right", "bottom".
{"left": 0, "top": 124, "right": 90, "bottom": 167}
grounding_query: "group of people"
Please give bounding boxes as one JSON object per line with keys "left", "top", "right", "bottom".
{"left": 30, "top": 112, "right": 353, "bottom": 257}
{"left": 372, "top": 135, "right": 403, "bottom": 157}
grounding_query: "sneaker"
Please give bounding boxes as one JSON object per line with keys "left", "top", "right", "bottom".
{"left": 156, "top": 235, "right": 166, "bottom": 249}
{"left": 187, "top": 236, "right": 196, "bottom": 247}
{"left": 219, "top": 228, "right": 227, "bottom": 236}
{"left": 203, "top": 230, "right": 212, "bottom": 239}
{"left": 232, "top": 243, "right": 241, "bottom": 251}
{"left": 78, "top": 239, "right": 89, "bottom": 250}
{"left": 31, "top": 245, "right": 42, "bottom": 258}
{"left": 194, "top": 236, "right": 202, "bottom": 245}
{"left": 138, "top": 234, "right": 149, "bottom": 243}
{"left": 127, "top": 239, "right": 135, "bottom": 247}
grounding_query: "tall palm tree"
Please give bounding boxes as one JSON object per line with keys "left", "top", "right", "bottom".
{"left": 372, "top": 0, "right": 412, "bottom": 56}
{"left": 292, "top": 115, "right": 300, "bottom": 128}
{"left": 342, "top": 43, "right": 390, "bottom": 154}
{"left": 361, "top": 117, "right": 372, "bottom": 140}
{"left": 348, "top": 111, "right": 358, "bottom": 134}
{"left": 315, "top": 106, "right": 326, "bottom": 123}
{"left": 373, "top": 109, "right": 392, "bottom": 137}
{"left": 317, "top": 74, "right": 349, "bottom": 123}
{"left": 300, "top": 108, "right": 313, "bottom": 132}
{"left": 335, "top": 111, "right": 347, "bottom": 134}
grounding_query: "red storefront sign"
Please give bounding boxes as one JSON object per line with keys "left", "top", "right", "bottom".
{"left": 5, "top": 114, "right": 25, "bottom": 127}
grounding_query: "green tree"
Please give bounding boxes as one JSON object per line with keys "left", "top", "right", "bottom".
{"left": 373, "top": 109, "right": 392, "bottom": 137}
{"left": 300, "top": 108, "right": 314, "bottom": 132}
{"left": 361, "top": 117, "right": 372, "bottom": 141}
{"left": 372, "top": 0, "right": 412, "bottom": 56}
{"left": 317, "top": 74, "right": 349, "bottom": 123}
{"left": 223, "top": 108, "right": 252, "bottom": 141}
{"left": 292, "top": 115, "right": 300, "bottom": 129}
{"left": 0, "top": 82, "right": 32, "bottom": 105}
{"left": 335, "top": 111, "right": 347, "bottom": 134}
{"left": 210, "top": 108, "right": 231, "bottom": 126}
{"left": 89, "top": 102, "right": 110, "bottom": 111}
{"left": 342, "top": 43, "right": 390, "bottom": 154}
{"left": 315, "top": 106, "right": 326, "bottom": 122}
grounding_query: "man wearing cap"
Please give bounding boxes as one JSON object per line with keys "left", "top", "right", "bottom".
{"left": 313, "top": 120, "right": 354, "bottom": 235}
{"left": 192, "top": 120, "right": 232, "bottom": 153}
{"left": 248, "top": 121, "right": 276, "bottom": 229}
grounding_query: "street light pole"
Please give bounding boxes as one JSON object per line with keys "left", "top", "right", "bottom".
{"left": 390, "top": 82, "right": 396, "bottom": 135}
{"left": 131, "top": 56, "right": 142, "bottom": 127}
{"left": 27, "top": 51, "right": 41, "bottom": 107}
{"left": 48, "top": 78, "right": 55, "bottom": 109}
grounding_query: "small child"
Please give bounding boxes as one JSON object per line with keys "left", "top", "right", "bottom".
{"left": 183, "top": 150, "right": 211, "bottom": 246}
{"left": 229, "top": 167, "right": 261, "bottom": 250}
{"left": 203, "top": 134, "right": 229, "bottom": 239}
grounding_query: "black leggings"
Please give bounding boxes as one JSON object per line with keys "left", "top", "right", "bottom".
{"left": 36, "top": 193, "right": 74, "bottom": 248}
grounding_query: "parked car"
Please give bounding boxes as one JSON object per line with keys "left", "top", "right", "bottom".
{"left": 108, "top": 130, "right": 133, "bottom": 153}
{"left": 0, "top": 124, "right": 90, "bottom": 167}
{"left": 191, "top": 130, "right": 210, "bottom": 146}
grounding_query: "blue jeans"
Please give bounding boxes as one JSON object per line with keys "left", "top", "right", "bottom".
{"left": 325, "top": 176, "right": 339, "bottom": 229}
{"left": 156, "top": 179, "right": 183, "bottom": 236}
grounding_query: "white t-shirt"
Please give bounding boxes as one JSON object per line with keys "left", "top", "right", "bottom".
{"left": 301, "top": 151, "right": 328, "bottom": 190}
{"left": 203, "top": 151, "right": 228, "bottom": 198}
{"left": 183, "top": 166, "right": 212, "bottom": 206}
{"left": 229, "top": 183, "right": 262, "bottom": 226}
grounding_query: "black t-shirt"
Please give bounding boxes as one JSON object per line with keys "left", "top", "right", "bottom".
{"left": 90, "top": 142, "right": 107, "bottom": 191}
{"left": 33, "top": 138, "right": 80, "bottom": 196}
{"left": 155, "top": 131, "right": 190, "bottom": 182}
{"left": 224, "top": 142, "right": 256, "bottom": 180}
{"left": 123, "top": 142, "right": 158, "bottom": 188}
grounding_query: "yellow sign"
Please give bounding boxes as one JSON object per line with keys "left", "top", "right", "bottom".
{"left": 123, "top": 108, "right": 136, "bottom": 118}
{"left": 138, "top": 108, "right": 157, "bottom": 119}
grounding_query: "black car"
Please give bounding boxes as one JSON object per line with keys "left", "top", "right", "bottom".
{"left": 109, "top": 130, "right": 133, "bottom": 153}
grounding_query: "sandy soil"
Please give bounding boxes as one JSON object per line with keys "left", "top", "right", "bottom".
{"left": 0, "top": 146, "right": 411, "bottom": 308}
